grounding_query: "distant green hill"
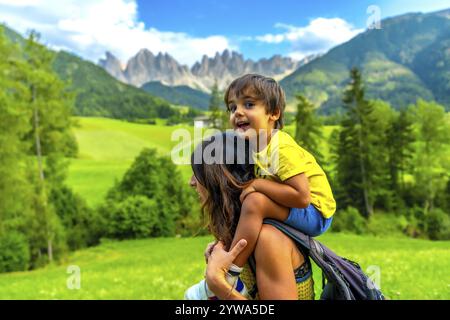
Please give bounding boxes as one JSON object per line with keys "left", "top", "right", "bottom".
{"left": 141, "top": 81, "right": 210, "bottom": 110}
{"left": 1, "top": 23, "right": 24, "bottom": 44}
{"left": 1, "top": 24, "right": 174, "bottom": 120}
{"left": 281, "top": 9, "right": 450, "bottom": 113}
{"left": 53, "top": 51, "right": 173, "bottom": 120}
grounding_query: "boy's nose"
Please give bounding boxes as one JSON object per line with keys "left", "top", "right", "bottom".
{"left": 235, "top": 106, "right": 245, "bottom": 116}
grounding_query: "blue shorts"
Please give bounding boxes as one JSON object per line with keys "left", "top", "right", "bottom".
{"left": 284, "top": 204, "right": 333, "bottom": 237}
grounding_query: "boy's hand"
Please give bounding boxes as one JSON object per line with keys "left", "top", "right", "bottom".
{"left": 240, "top": 183, "right": 257, "bottom": 203}
{"left": 204, "top": 240, "right": 218, "bottom": 264}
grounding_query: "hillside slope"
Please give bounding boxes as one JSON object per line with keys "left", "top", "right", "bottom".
{"left": 141, "top": 81, "right": 210, "bottom": 110}
{"left": 281, "top": 9, "right": 450, "bottom": 113}
{"left": 1, "top": 24, "right": 174, "bottom": 120}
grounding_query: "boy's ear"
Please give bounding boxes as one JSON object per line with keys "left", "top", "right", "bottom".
{"left": 270, "top": 108, "right": 281, "bottom": 122}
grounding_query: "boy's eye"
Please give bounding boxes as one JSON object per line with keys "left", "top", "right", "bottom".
{"left": 244, "top": 101, "right": 254, "bottom": 108}
{"left": 228, "top": 104, "right": 237, "bottom": 113}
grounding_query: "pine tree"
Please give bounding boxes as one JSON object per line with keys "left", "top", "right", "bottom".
{"left": 387, "top": 107, "right": 415, "bottom": 196}
{"left": 294, "top": 94, "right": 324, "bottom": 164}
{"left": 336, "top": 68, "right": 378, "bottom": 218}
{"left": 22, "top": 31, "right": 76, "bottom": 262}
{"left": 410, "top": 99, "right": 450, "bottom": 213}
{"left": 0, "top": 27, "right": 32, "bottom": 232}
{"left": 368, "top": 100, "right": 397, "bottom": 211}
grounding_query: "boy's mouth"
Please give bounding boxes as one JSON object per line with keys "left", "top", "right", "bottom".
{"left": 235, "top": 120, "right": 250, "bottom": 131}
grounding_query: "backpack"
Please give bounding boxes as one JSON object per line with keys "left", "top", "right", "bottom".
{"left": 248, "top": 219, "right": 385, "bottom": 300}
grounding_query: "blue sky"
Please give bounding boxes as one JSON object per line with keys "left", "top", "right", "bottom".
{"left": 135, "top": 0, "right": 449, "bottom": 61}
{"left": 136, "top": 0, "right": 447, "bottom": 35}
{"left": 0, "top": 0, "right": 448, "bottom": 66}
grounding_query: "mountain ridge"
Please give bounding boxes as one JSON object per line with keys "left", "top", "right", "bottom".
{"left": 0, "top": 24, "right": 176, "bottom": 120}
{"left": 99, "top": 49, "right": 319, "bottom": 92}
{"left": 280, "top": 8, "right": 450, "bottom": 112}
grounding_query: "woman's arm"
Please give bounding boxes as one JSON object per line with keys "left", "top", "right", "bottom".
{"left": 205, "top": 225, "right": 301, "bottom": 300}
{"left": 240, "top": 174, "right": 311, "bottom": 209}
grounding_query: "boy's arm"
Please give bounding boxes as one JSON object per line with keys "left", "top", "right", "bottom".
{"left": 241, "top": 174, "right": 311, "bottom": 208}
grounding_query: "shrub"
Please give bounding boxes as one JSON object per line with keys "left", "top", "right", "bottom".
{"left": 426, "top": 208, "right": 450, "bottom": 240}
{"left": 0, "top": 232, "right": 30, "bottom": 273}
{"left": 101, "top": 148, "right": 197, "bottom": 238}
{"left": 102, "top": 196, "right": 159, "bottom": 239}
{"left": 402, "top": 206, "right": 426, "bottom": 238}
{"left": 175, "top": 200, "right": 208, "bottom": 237}
{"left": 50, "top": 185, "right": 102, "bottom": 250}
{"left": 330, "top": 206, "right": 367, "bottom": 234}
{"left": 366, "top": 213, "right": 409, "bottom": 237}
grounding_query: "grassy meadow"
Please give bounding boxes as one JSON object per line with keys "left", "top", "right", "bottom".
{"left": 0, "top": 233, "right": 448, "bottom": 300}
{"left": 67, "top": 117, "right": 197, "bottom": 206}
{"left": 1, "top": 116, "right": 446, "bottom": 300}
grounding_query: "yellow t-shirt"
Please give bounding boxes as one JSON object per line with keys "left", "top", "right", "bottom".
{"left": 253, "top": 130, "right": 336, "bottom": 219}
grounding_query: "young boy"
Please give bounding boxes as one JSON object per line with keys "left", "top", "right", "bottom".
{"left": 185, "top": 74, "right": 336, "bottom": 300}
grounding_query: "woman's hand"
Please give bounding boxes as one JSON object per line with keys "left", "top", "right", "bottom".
{"left": 205, "top": 239, "right": 247, "bottom": 299}
{"left": 204, "top": 240, "right": 218, "bottom": 264}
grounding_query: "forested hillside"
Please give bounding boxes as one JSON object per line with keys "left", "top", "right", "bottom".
{"left": 281, "top": 9, "right": 450, "bottom": 113}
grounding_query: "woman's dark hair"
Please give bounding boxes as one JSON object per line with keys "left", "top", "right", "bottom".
{"left": 191, "top": 132, "right": 255, "bottom": 247}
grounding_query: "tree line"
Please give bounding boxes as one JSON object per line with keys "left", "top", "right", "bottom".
{"left": 0, "top": 29, "right": 82, "bottom": 271}
{"left": 205, "top": 70, "right": 449, "bottom": 239}
{"left": 294, "top": 68, "right": 450, "bottom": 239}
{"left": 0, "top": 29, "right": 199, "bottom": 273}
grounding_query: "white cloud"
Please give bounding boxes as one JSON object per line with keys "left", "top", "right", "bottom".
{"left": 256, "top": 17, "right": 364, "bottom": 59}
{"left": 0, "top": 0, "right": 236, "bottom": 66}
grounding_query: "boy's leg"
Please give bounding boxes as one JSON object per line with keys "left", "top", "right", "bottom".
{"left": 230, "top": 192, "right": 289, "bottom": 268}
{"left": 184, "top": 192, "right": 289, "bottom": 300}
{"left": 285, "top": 205, "right": 332, "bottom": 237}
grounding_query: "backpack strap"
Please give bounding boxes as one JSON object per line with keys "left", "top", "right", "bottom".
{"left": 261, "top": 219, "right": 385, "bottom": 300}
{"left": 263, "top": 219, "right": 312, "bottom": 250}
{"left": 263, "top": 219, "right": 354, "bottom": 299}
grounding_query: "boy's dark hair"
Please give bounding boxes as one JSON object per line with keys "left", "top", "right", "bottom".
{"left": 224, "top": 74, "right": 286, "bottom": 129}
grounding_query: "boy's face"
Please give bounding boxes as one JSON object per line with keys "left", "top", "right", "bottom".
{"left": 227, "top": 92, "right": 280, "bottom": 140}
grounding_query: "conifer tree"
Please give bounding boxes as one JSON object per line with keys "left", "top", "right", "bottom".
{"left": 410, "top": 99, "right": 450, "bottom": 213}
{"left": 336, "top": 68, "right": 377, "bottom": 217}
{"left": 0, "top": 27, "right": 32, "bottom": 231}
{"left": 294, "top": 94, "right": 324, "bottom": 164}
{"left": 22, "top": 31, "right": 76, "bottom": 262}
{"left": 387, "top": 107, "right": 415, "bottom": 195}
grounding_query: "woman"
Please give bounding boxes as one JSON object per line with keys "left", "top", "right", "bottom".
{"left": 187, "top": 132, "right": 314, "bottom": 300}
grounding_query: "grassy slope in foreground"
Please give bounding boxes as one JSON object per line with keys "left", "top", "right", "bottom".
{"left": 0, "top": 233, "right": 448, "bottom": 299}
{"left": 66, "top": 117, "right": 196, "bottom": 206}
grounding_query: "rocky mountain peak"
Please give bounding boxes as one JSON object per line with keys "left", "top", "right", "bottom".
{"left": 98, "top": 51, "right": 127, "bottom": 83}
{"left": 99, "top": 49, "right": 316, "bottom": 92}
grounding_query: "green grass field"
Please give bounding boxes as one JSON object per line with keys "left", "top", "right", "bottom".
{"left": 0, "top": 233, "right": 448, "bottom": 300}
{"left": 48, "top": 117, "right": 449, "bottom": 300}
{"left": 67, "top": 117, "right": 197, "bottom": 206}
